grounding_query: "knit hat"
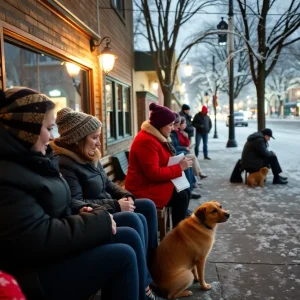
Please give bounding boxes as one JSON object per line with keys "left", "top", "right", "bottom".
{"left": 149, "top": 102, "right": 176, "bottom": 129}
{"left": 174, "top": 113, "right": 181, "bottom": 124}
{"left": 181, "top": 104, "right": 190, "bottom": 111}
{"left": 261, "top": 128, "right": 275, "bottom": 139}
{"left": 0, "top": 87, "right": 54, "bottom": 148}
{"left": 56, "top": 107, "right": 102, "bottom": 144}
{"left": 201, "top": 106, "right": 208, "bottom": 114}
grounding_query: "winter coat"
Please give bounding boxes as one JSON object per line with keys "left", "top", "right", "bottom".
{"left": 125, "top": 121, "right": 182, "bottom": 208}
{"left": 192, "top": 112, "right": 212, "bottom": 134}
{"left": 51, "top": 141, "right": 134, "bottom": 213}
{"left": 241, "top": 131, "right": 275, "bottom": 171}
{"left": 170, "top": 130, "right": 188, "bottom": 153}
{"left": 179, "top": 111, "right": 194, "bottom": 138}
{"left": 0, "top": 125, "right": 112, "bottom": 299}
{"left": 176, "top": 129, "right": 190, "bottom": 147}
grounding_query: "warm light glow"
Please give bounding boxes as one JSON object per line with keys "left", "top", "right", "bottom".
{"left": 180, "top": 83, "right": 186, "bottom": 94}
{"left": 49, "top": 89, "right": 61, "bottom": 97}
{"left": 152, "top": 81, "right": 159, "bottom": 90}
{"left": 65, "top": 62, "right": 80, "bottom": 77}
{"left": 184, "top": 63, "right": 192, "bottom": 77}
{"left": 99, "top": 53, "right": 116, "bottom": 74}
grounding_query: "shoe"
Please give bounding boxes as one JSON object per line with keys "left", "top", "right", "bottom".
{"left": 273, "top": 177, "right": 288, "bottom": 184}
{"left": 279, "top": 175, "right": 288, "bottom": 181}
{"left": 191, "top": 191, "right": 201, "bottom": 199}
{"left": 199, "top": 174, "right": 208, "bottom": 179}
{"left": 204, "top": 156, "right": 211, "bottom": 160}
{"left": 146, "top": 289, "right": 168, "bottom": 300}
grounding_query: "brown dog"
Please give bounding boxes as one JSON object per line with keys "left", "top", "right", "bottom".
{"left": 151, "top": 201, "right": 230, "bottom": 299}
{"left": 247, "top": 167, "right": 269, "bottom": 188}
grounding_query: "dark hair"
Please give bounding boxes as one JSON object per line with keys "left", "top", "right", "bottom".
{"left": 180, "top": 117, "right": 186, "bottom": 125}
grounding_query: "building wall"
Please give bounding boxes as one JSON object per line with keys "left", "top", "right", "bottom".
{"left": 0, "top": 0, "right": 134, "bottom": 156}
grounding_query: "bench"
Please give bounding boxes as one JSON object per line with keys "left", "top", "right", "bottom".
{"left": 100, "top": 151, "right": 172, "bottom": 240}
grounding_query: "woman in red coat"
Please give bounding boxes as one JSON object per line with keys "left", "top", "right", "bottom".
{"left": 125, "top": 103, "right": 192, "bottom": 226}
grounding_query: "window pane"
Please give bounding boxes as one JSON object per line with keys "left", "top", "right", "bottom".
{"left": 105, "top": 81, "right": 116, "bottom": 139}
{"left": 116, "top": 84, "right": 123, "bottom": 137}
{"left": 4, "top": 41, "right": 90, "bottom": 138}
{"left": 124, "top": 87, "right": 131, "bottom": 135}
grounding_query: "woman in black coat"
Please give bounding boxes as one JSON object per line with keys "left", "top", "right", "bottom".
{"left": 0, "top": 87, "right": 148, "bottom": 300}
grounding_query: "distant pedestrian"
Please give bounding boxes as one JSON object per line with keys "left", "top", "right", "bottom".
{"left": 179, "top": 104, "right": 194, "bottom": 141}
{"left": 192, "top": 106, "right": 212, "bottom": 160}
{"left": 241, "top": 128, "right": 288, "bottom": 185}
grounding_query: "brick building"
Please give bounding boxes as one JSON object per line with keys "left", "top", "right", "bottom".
{"left": 0, "top": 0, "right": 135, "bottom": 155}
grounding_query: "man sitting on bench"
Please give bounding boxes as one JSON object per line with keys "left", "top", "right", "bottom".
{"left": 241, "top": 128, "right": 288, "bottom": 185}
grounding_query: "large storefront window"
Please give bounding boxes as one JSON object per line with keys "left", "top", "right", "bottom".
{"left": 4, "top": 40, "right": 90, "bottom": 136}
{"left": 105, "top": 78, "right": 131, "bottom": 143}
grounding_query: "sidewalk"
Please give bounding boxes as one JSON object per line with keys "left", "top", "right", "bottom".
{"left": 187, "top": 134, "right": 300, "bottom": 299}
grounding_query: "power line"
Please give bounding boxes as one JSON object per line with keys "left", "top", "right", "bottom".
{"left": 99, "top": 6, "right": 300, "bottom": 17}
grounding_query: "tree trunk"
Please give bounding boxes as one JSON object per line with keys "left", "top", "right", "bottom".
{"left": 256, "top": 64, "right": 266, "bottom": 130}
{"left": 162, "top": 87, "right": 172, "bottom": 108}
{"left": 278, "top": 99, "right": 283, "bottom": 117}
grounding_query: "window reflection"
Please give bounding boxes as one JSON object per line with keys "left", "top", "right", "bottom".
{"left": 4, "top": 41, "right": 89, "bottom": 137}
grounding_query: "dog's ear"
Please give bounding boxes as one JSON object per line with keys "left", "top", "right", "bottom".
{"left": 195, "top": 206, "right": 206, "bottom": 223}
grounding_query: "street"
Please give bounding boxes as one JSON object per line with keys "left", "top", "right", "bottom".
{"left": 187, "top": 119, "right": 300, "bottom": 300}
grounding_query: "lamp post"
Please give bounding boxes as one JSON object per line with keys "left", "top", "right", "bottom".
{"left": 212, "top": 56, "right": 218, "bottom": 139}
{"left": 226, "top": 0, "right": 237, "bottom": 147}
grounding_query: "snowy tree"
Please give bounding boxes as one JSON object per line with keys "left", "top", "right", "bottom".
{"left": 133, "top": 0, "right": 217, "bottom": 108}
{"left": 236, "top": 0, "right": 300, "bottom": 129}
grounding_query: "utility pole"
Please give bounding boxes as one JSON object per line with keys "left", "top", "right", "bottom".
{"left": 212, "top": 56, "right": 218, "bottom": 139}
{"left": 226, "top": 0, "right": 237, "bottom": 148}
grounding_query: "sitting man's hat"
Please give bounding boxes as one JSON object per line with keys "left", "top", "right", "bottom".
{"left": 261, "top": 128, "right": 275, "bottom": 139}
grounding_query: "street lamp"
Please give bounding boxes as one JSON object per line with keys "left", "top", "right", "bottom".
{"left": 184, "top": 62, "right": 193, "bottom": 77}
{"left": 90, "top": 36, "right": 117, "bottom": 74}
{"left": 217, "top": 1, "right": 237, "bottom": 147}
{"left": 212, "top": 56, "right": 218, "bottom": 139}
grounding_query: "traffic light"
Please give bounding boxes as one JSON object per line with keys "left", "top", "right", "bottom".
{"left": 217, "top": 17, "right": 228, "bottom": 46}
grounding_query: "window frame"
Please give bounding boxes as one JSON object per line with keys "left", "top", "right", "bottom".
{"left": 111, "top": 0, "right": 125, "bottom": 23}
{"left": 105, "top": 76, "right": 132, "bottom": 145}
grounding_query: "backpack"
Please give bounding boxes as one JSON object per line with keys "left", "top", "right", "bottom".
{"left": 230, "top": 159, "right": 243, "bottom": 183}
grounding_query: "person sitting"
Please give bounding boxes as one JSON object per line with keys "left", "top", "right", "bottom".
{"left": 51, "top": 107, "right": 158, "bottom": 259}
{"left": 178, "top": 104, "right": 194, "bottom": 141}
{"left": 241, "top": 128, "right": 288, "bottom": 185}
{"left": 125, "top": 103, "right": 192, "bottom": 227}
{"left": 0, "top": 87, "right": 158, "bottom": 300}
{"left": 173, "top": 116, "right": 208, "bottom": 182}
{"left": 51, "top": 107, "right": 165, "bottom": 300}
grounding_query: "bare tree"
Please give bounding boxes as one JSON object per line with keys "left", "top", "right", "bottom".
{"left": 266, "top": 67, "right": 295, "bottom": 117}
{"left": 236, "top": 0, "right": 300, "bottom": 129}
{"left": 134, "top": 0, "right": 216, "bottom": 108}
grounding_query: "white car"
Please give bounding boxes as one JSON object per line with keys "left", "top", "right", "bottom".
{"left": 226, "top": 111, "right": 248, "bottom": 127}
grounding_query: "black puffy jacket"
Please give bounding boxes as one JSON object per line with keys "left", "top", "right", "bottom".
{"left": 51, "top": 140, "right": 134, "bottom": 213}
{"left": 192, "top": 112, "right": 212, "bottom": 134}
{"left": 0, "top": 125, "right": 112, "bottom": 298}
{"left": 241, "top": 131, "right": 275, "bottom": 170}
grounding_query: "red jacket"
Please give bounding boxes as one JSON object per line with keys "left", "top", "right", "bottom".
{"left": 176, "top": 129, "right": 190, "bottom": 147}
{"left": 125, "top": 121, "right": 182, "bottom": 208}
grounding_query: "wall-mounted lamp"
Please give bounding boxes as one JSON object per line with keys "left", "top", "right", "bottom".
{"left": 90, "top": 36, "right": 116, "bottom": 74}
{"left": 152, "top": 81, "right": 159, "bottom": 90}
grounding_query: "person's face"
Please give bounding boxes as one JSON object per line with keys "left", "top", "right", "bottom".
{"left": 264, "top": 135, "right": 271, "bottom": 142}
{"left": 180, "top": 120, "right": 187, "bottom": 130}
{"left": 184, "top": 109, "right": 190, "bottom": 115}
{"left": 31, "top": 110, "right": 55, "bottom": 155}
{"left": 173, "top": 122, "right": 180, "bottom": 129}
{"left": 84, "top": 128, "right": 101, "bottom": 156}
{"left": 159, "top": 122, "right": 174, "bottom": 137}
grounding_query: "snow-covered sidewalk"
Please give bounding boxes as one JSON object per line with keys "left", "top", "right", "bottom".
{"left": 188, "top": 134, "right": 300, "bottom": 300}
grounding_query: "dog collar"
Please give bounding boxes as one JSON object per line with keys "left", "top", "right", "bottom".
{"left": 201, "top": 221, "right": 213, "bottom": 230}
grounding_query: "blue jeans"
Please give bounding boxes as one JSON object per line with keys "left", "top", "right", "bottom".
{"left": 195, "top": 133, "right": 208, "bottom": 158}
{"left": 38, "top": 227, "right": 140, "bottom": 300}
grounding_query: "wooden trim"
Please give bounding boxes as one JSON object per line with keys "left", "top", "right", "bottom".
{"left": 110, "top": 0, "right": 126, "bottom": 25}
{"left": 1, "top": 21, "right": 94, "bottom": 69}
{"left": 0, "top": 24, "right": 6, "bottom": 89}
{"left": 38, "top": 0, "right": 101, "bottom": 40}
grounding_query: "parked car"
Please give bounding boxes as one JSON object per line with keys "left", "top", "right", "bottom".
{"left": 226, "top": 111, "right": 248, "bottom": 127}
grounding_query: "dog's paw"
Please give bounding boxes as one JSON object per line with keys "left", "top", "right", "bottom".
{"left": 201, "top": 283, "right": 211, "bottom": 291}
